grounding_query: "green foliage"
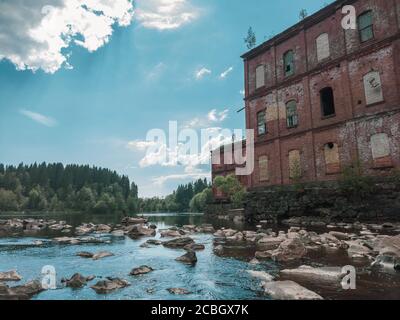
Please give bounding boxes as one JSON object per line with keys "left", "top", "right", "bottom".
{"left": 0, "top": 162, "right": 139, "bottom": 214}
{"left": 339, "top": 160, "right": 375, "bottom": 197}
{"left": 244, "top": 27, "right": 256, "bottom": 50}
{"left": 213, "top": 175, "right": 246, "bottom": 208}
{"left": 189, "top": 188, "right": 212, "bottom": 213}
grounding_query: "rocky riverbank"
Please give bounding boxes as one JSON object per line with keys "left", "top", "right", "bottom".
{"left": 0, "top": 216, "right": 399, "bottom": 300}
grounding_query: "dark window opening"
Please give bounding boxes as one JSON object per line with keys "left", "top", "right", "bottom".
{"left": 358, "top": 11, "right": 374, "bottom": 42}
{"left": 286, "top": 100, "right": 298, "bottom": 128}
{"left": 283, "top": 50, "right": 294, "bottom": 77}
{"left": 257, "top": 111, "right": 267, "bottom": 136}
{"left": 320, "top": 87, "right": 335, "bottom": 117}
{"left": 326, "top": 142, "right": 334, "bottom": 149}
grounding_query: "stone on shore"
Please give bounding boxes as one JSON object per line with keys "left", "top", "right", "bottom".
{"left": 263, "top": 281, "right": 323, "bottom": 300}
{"left": 176, "top": 251, "right": 197, "bottom": 265}
{"left": 0, "top": 270, "right": 22, "bottom": 282}
{"left": 163, "top": 237, "right": 195, "bottom": 249}
{"left": 271, "top": 238, "right": 307, "bottom": 262}
{"left": 280, "top": 265, "right": 345, "bottom": 283}
{"left": 257, "top": 236, "right": 286, "bottom": 251}
{"left": 92, "top": 251, "right": 114, "bottom": 260}
{"left": 91, "top": 278, "right": 130, "bottom": 294}
{"left": 130, "top": 266, "right": 154, "bottom": 276}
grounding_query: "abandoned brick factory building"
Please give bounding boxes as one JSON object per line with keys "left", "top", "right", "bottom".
{"left": 212, "top": 0, "right": 400, "bottom": 201}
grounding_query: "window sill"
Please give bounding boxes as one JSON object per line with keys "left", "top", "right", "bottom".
{"left": 321, "top": 114, "right": 336, "bottom": 120}
{"left": 366, "top": 100, "right": 385, "bottom": 108}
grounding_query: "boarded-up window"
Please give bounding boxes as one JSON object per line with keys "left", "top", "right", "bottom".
{"left": 363, "top": 71, "right": 383, "bottom": 105}
{"left": 286, "top": 100, "right": 298, "bottom": 128}
{"left": 288, "top": 150, "right": 301, "bottom": 179}
{"left": 283, "top": 50, "right": 294, "bottom": 77}
{"left": 371, "top": 133, "right": 392, "bottom": 168}
{"left": 256, "top": 65, "right": 265, "bottom": 89}
{"left": 316, "top": 33, "right": 330, "bottom": 61}
{"left": 324, "top": 142, "right": 340, "bottom": 174}
{"left": 258, "top": 156, "right": 269, "bottom": 182}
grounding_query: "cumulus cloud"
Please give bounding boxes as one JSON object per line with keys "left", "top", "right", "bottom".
{"left": 195, "top": 67, "right": 211, "bottom": 80}
{"left": 0, "top": 0, "right": 134, "bottom": 73}
{"left": 219, "top": 66, "right": 233, "bottom": 79}
{"left": 136, "top": 0, "right": 199, "bottom": 30}
{"left": 208, "top": 109, "right": 229, "bottom": 122}
{"left": 19, "top": 109, "right": 57, "bottom": 127}
{"left": 152, "top": 171, "right": 210, "bottom": 186}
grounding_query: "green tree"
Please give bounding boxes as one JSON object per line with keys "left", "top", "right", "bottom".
{"left": 0, "top": 189, "right": 19, "bottom": 211}
{"left": 244, "top": 27, "right": 256, "bottom": 50}
{"left": 213, "top": 175, "right": 246, "bottom": 208}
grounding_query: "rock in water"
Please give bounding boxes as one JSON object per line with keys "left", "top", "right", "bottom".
{"left": 0, "top": 281, "right": 44, "bottom": 300}
{"left": 272, "top": 238, "right": 307, "bottom": 262}
{"left": 247, "top": 270, "right": 274, "bottom": 282}
{"left": 76, "top": 251, "right": 94, "bottom": 258}
{"left": 176, "top": 251, "right": 197, "bottom": 265}
{"left": 263, "top": 281, "right": 323, "bottom": 300}
{"left": 167, "top": 288, "right": 192, "bottom": 295}
{"left": 162, "top": 237, "right": 194, "bottom": 249}
{"left": 92, "top": 251, "right": 114, "bottom": 260}
{"left": 0, "top": 270, "right": 23, "bottom": 282}
{"left": 130, "top": 266, "right": 154, "bottom": 276}
{"left": 65, "top": 273, "right": 90, "bottom": 288}
{"left": 91, "top": 278, "right": 130, "bottom": 294}
{"left": 184, "top": 243, "right": 205, "bottom": 251}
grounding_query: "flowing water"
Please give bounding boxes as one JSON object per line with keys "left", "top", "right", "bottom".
{"left": 0, "top": 212, "right": 399, "bottom": 300}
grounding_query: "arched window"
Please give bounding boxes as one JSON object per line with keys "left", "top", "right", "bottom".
{"left": 258, "top": 156, "right": 269, "bottom": 182}
{"left": 316, "top": 33, "right": 330, "bottom": 61}
{"left": 363, "top": 71, "right": 383, "bottom": 105}
{"left": 288, "top": 150, "right": 301, "bottom": 180}
{"left": 324, "top": 142, "right": 340, "bottom": 174}
{"left": 320, "top": 87, "right": 335, "bottom": 117}
{"left": 286, "top": 100, "right": 298, "bottom": 128}
{"left": 255, "top": 65, "right": 265, "bottom": 89}
{"left": 283, "top": 50, "right": 294, "bottom": 77}
{"left": 358, "top": 11, "right": 374, "bottom": 42}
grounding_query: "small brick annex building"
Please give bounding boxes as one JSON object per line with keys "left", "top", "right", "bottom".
{"left": 212, "top": 0, "right": 400, "bottom": 197}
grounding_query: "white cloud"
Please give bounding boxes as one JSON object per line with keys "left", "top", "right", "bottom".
{"left": 152, "top": 171, "right": 210, "bottom": 186}
{"left": 145, "top": 62, "right": 167, "bottom": 81}
{"left": 219, "top": 66, "right": 233, "bottom": 79}
{"left": 0, "top": 0, "right": 134, "bottom": 74}
{"left": 19, "top": 109, "right": 57, "bottom": 127}
{"left": 208, "top": 109, "right": 229, "bottom": 122}
{"left": 127, "top": 140, "right": 160, "bottom": 151}
{"left": 195, "top": 67, "right": 211, "bottom": 80}
{"left": 136, "top": 0, "right": 200, "bottom": 30}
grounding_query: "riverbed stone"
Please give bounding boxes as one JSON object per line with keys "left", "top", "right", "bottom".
{"left": 271, "top": 238, "right": 307, "bottom": 262}
{"left": 160, "top": 229, "right": 182, "bottom": 238}
{"left": 91, "top": 278, "right": 130, "bottom": 294}
{"left": 280, "top": 265, "right": 345, "bottom": 284}
{"left": 257, "top": 236, "right": 286, "bottom": 251}
{"left": 176, "top": 251, "right": 197, "bottom": 265}
{"left": 122, "top": 217, "right": 148, "bottom": 225}
{"left": 65, "top": 273, "right": 90, "bottom": 288}
{"left": 184, "top": 243, "right": 205, "bottom": 251}
{"left": 0, "top": 281, "right": 44, "bottom": 300}
{"left": 130, "top": 266, "right": 154, "bottom": 276}
{"left": 167, "top": 288, "right": 192, "bottom": 295}
{"left": 247, "top": 270, "right": 274, "bottom": 282}
{"left": 163, "top": 237, "right": 195, "bottom": 249}
{"left": 263, "top": 281, "right": 323, "bottom": 300}
{"left": 127, "top": 225, "right": 156, "bottom": 238}
{"left": 76, "top": 251, "right": 94, "bottom": 258}
{"left": 0, "top": 270, "right": 22, "bottom": 282}
{"left": 92, "top": 251, "right": 114, "bottom": 260}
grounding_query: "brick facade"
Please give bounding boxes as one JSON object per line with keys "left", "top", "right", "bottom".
{"left": 212, "top": 0, "right": 400, "bottom": 197}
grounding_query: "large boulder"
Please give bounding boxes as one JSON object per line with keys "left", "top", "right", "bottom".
{"left": 0, "top": 281, "right": 44, "bottom": 300}
{"left": 263, "top": 281, "right": 323, "bottom": 300}
{"left": 64, "top": 273, "right": 92, "bottom": 288}
{"left": 160, "top": 229, "right": 182, "bottom": 238}
{"left": 184, "top": 243, "right": 205, "bottom": 251}
{"left": 176, "top": 251, "right": 197, "bottom": 265}
{"left": 92, "top": 251, "right": 114, "bottom": 260}
{"left": 271, "top": 238, "right": 307, "bottom": 262}
{"left": 0, "top": 270, "right": 22, "bottom": 282}
{"left": 371, "top": 235, "right": 400, "bottom": 257}
{"left": 257, "top": 236, "right": 286, "bottom": 251}
{"left": 247, "top": 270, "right": 274, "bottom": 282}
{"left": 91, "top": 278, "right": 130, "bottom": 294}
{"left": 130, "top": 266, "right": 153, "bottom": 276}
{"left": 280, "top": 266, "right": 345, "bottom": 284}
{"left": 345, "top": 240, "right": 373, "bottom": 258}
{"left": 127, "top": 225, "right": 156, "bottom": 238}
{"left": 163, "top": 237, "right": 195, "bottom": 249}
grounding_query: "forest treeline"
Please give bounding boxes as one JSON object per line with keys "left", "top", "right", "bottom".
{"left": 0, "top": 163, "right": 212, "bottom": 214}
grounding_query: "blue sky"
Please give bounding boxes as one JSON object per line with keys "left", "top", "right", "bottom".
{"left": 0, "top": 0, "right": 332, "bottom": 197}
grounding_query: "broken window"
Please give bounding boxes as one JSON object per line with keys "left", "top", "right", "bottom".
{"left": 288, "top": 150, "right": 301, "bottom": 180}
{"left": 324, "top": 142, "right": 340, "bottom": 174}
{"left": 258, "top": 156, "right": 269, "bottom": 182}
{"left": 358, "top": 11, "right": 374, "bottom": 42}
{"left": 320, "top": 87, "right": 335, "bottom": 117}
{"left": 255, "top": 65, "right": 265, "bottom": 89}
{"left": 363, "top": 71, "right": 383, "bottom": 105}
{"left": 283, "top": 50, "right": 294, "bottom": 77}
{"left": 316, "top": 33, "right": 330, "bottom": 61}
{"left": 257, "top": 110, "right": 267, "bottom": 136}
{"left": 286, "top": 100, "right": 298, "bottom": 128}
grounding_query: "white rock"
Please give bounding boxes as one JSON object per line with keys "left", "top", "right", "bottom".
{"left": 263, "top": 281, "right": 323, "bottom": 300}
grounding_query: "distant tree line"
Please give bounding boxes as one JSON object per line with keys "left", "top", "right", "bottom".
{"left": 0, "top": 163, "right": 139, "bottom": 214}
{"left": 138, "top": 179, "right": 213, "bottom": 213}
